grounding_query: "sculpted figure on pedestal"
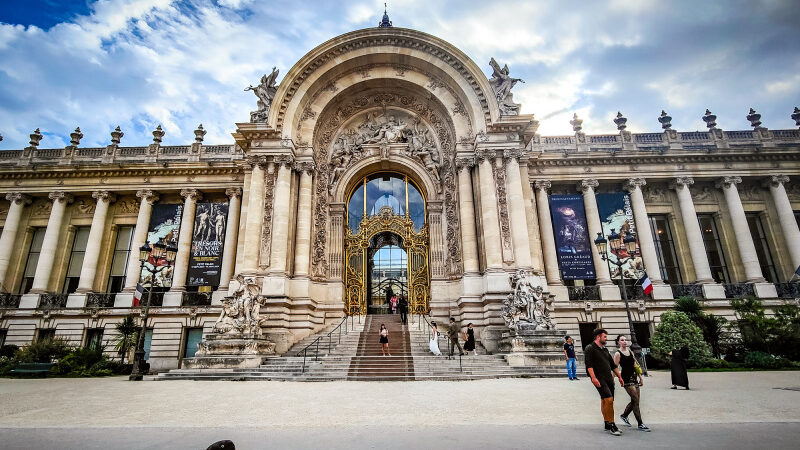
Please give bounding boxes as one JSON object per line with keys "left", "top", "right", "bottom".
{"left": 246, "top": 67, "right": 279, "bottom": 123}
{"left": 212, "top": 274, "right": 265, "bottom": 337}
{"left": 489, "top": 58, "right": 524, "bottom": 115}
{"left": 502, "top": 269, "right": 554, "bottom": 331}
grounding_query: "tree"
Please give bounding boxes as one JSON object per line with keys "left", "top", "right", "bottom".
{"left": 732, "top": 297, "right": 800, "bottom": 360}
{"left": 674, "top": 296, "right": 729, "bottom": 357}
{"left": 113, "top": 316, "right": 140, "bottom": 364}
{"left": 650, "top": 310, "right": 712, "bottom": 367}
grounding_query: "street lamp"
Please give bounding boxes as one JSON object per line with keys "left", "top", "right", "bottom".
{"left": 594, "top": 229, "right": 645, "bottom": 366}
{"left": 129, "top": 240, "right": 177, "bottom": 381}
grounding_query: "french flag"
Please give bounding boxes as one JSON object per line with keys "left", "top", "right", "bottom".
{"left": 133, "top": 283, "right": 144, "bottom": 307}
{"left": 640, "top": 274, "right": 653, "bottom": 296}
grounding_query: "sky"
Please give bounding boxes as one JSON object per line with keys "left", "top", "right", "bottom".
{"left": 0, "top": 0, "right": 798, "bottom": 149}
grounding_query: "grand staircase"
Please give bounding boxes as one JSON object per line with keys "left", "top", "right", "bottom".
{"left": 151, "top": 314, "right": 569, "bottom": 381}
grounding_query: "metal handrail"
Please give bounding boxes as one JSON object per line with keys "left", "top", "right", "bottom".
{"left": 418, "top": 313, "right": 462, "bottom": 373}
{"left": 300, "top": 315, "right": 358, "bottom": 374}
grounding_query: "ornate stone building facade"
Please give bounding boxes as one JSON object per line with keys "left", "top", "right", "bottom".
{"left": 1, "top": 24, "right": 799, "bottom": 371}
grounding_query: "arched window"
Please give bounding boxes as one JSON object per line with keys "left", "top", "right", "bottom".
{"left": 347, "top": 173, "right": 425, "bottom": 232}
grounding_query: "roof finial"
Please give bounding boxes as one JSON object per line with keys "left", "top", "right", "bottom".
{"left": 379, "top": 2, "right": 392, "bottom": 27}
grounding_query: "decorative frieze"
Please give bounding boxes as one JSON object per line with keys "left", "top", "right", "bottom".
{"left": 491, "top": 158, "right": 513, "bottom": 261}
{"left": 260, "top": 164, "right": 278, "bottom": 270}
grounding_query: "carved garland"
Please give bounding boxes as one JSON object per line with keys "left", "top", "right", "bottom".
{"left": 259, "top": 164, "right": 278, "bottom": 269}
{"left": 491, "top": 158, "right": 513, "bottom": 260}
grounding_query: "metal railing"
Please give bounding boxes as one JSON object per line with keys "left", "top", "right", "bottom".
{"left": 671, "top": 284, "right": 704, "bottom": 298}
{"left": 299, "top": 314, "right": 360, "bottom": 374}
{"left": 38, "top": 293, "right": 68, "bottom": 309}
{"left": 723, "top": 283, "right": 755, "bottom": 299}
{"left": 567, "top": 285, "right": 600, "bottom": 301}
{"left": 86, "top": 293, "right": 116, "bottom": 308}
{"left": 181, "top": 292, "right": 212, "bottom": 306}
{"left": 775, "top": 282, "right": 800, "bottom": 299}
{"left": 0, "top": 293, "right": 21, "bottom": 308}
{"left": 417, "top": 313, "right": 462, "bottom": 373}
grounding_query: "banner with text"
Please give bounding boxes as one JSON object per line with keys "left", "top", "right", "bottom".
{"left": 141, "top": 203, "right": 183, "bottom": 288}
{"left": 187, "top": 202, "right": 229, "bottom": 287}
{"left": 596, "top": 192, "right": 643, "bottom": 279}
{"left": 549, "top": 194, "right": 596, "bottom": 279}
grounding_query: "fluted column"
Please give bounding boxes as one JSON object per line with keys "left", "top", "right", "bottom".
{"left": 76, "top": 191, "right": 116, "bottom": 293}
{"left": 578, "top": 179, "right": 612, "bottom": 285}
{"left": 504, "top": 150, "right": 532, "bottom": 268}
{"left": 0, "top": 193, "right": 31, "bottom": 292}
{"left": 455, "top": 157, "right": 479, "bottom": 274}
{"left": 269, "top": 156, "right": 294, "bottom": 274}
{"left": 242, "top": 158, "right": 266, "bottom": 273}
{"left": 624, "top": 178, "right": 663, "bottom": 284}
{"left": 670, "top": 177, "right": 714, "bottom": 283}
{"left": 293, "top": 162, "right": 314, "bottom": 277}
{"left": 170, "top": 189, "right": 201, "bottom": 291}
{"left": 716, "top": 176, "right": 765, "bottom": 282}
{"left": 218, "top": 188, "right": 242, "bottom": 289}
{"left": 477, "top": 150, "right": 503, "bottom": 270}
{"left": 30, "top": 191, "right": 74, "bottom": 293}
{"left": 123, "top": 190, "right": 159, "bottom": 291}
{"left": 534, "top": 180, "right": 562, "bottom": 285}
{"left": 764, "top": 175, "right": 800, "bottom": 271}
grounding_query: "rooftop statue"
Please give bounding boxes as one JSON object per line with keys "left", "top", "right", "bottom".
{"left": 245, "top": 67, "right": 279, "bottom": 123}
{"left": 489, "top": 58, "right": 524, "bottom": 116}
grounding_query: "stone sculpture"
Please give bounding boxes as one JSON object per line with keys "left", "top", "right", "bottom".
{"left": 489, "top": 58, "right": 524, "bottom": 115}
{"left": 246, "top": 67, "right": 279, "bottom": 123}
{"left": 501, "top": 269, "right": 554, "bottom": 332}
{"left": 212, "top": 274, "right": 266, "bottom": 337}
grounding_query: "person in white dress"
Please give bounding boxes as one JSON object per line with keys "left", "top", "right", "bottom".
{"left": 429, "top": 321, "right": 441, "bottom": 356}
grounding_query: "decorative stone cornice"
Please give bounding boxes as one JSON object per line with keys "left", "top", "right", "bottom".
{"left": 454, "top": 156, "right": 475, "bottom": 170}
{"left": 715, "top": 176, "right": 742, "bottom": 189}
{"left": 5, "top": 192, "right": 32, "bottom": 205}
{"left": 91, "top": 190, "right": 116, "bottom": 203}
{"left": 136, "top": 189, "right": 159, "bottom": 204}
{"left": 762, "top": 174, "right": 790, "bottom": 188}
{"left": 180, "top": 188, "right": 202, "bottom": 202}
{"left": 529, "top": 151, "right": 800, "bottom": 168}
{"left": 624, "top": 178, "right": 647, "bottom": 192}
{"left": 225, "top": 187, "right": 242, "bottom": 199}
{"left": 669, "top": 177, "right": 694, "bottom": 190}
{"left": 533, "top": 180, "right": 552, "bottom": 191}
{"left": 577, "top": 179, "right": 599, "bottom": 193}
{"left": 48, "top": 191, "right": 74, "bottom": 204}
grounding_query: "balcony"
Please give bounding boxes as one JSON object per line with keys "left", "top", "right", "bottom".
{"left": 671, "top": 284, "right": 704, "bottom": 299}
{"left": 774, "top": 282, "right": 800, "bottom": 299}
{"left": 38, "top": 293, "right": 69, "bottom": 309}
{"left": 723, "top": 283, "right": 756, "bottom": 299}
{"left": 181, "top": 292, "right": 212, "bottom": 307}
{"left": 0, "top": 293, "right": 21, "bottom": 308}
{"left": 567, "top": 285, "right": 600, "bottom": 301}
{"left": 86, "top": 293, "right": 116, "bottom": 308}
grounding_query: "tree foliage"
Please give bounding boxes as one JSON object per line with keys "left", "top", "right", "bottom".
{"left": 731, "top": 297, "right": 800, "bottom": 360}
{"left": 674, "top": 296, "right": 729, "bottom": 357}
{"left": 113, "top": 315, "right": 140, "bottom": 364}
{"left": 650, "top": 310, "right": 712, "bottom": 367}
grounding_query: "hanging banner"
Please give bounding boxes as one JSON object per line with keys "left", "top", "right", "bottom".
{"left": 549, "top": 194, "right": 596, "bottom": 279}
{"left": 596, "top": 192, "right": 643, "bottom": 279}
{"left": 141, "top": 203, "right": 183, "bottom": 288}
{"left": 187, "top": 202, "right": 229, "bottom": 287}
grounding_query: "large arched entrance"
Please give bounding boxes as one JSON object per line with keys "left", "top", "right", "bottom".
{"left": 344, "top": 172, "right": 430, "bottom": 315}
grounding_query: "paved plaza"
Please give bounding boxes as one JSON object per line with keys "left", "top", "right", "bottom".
{"left": 0, "top": 370, "right": 799, "bottom": 449}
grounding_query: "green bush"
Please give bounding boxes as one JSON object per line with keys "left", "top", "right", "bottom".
{"left": 14, "top": 337, "right": 73, "bottom": 363}
{"left": 731, "top": 297, "right": 800, "bottom": 360}
{"left": 0, "top": 345, "right": 19, "bottom": 359}
{"left": 650, "top": 310, "right": 713, "bottom": 367}
{"left": 702, "top": 358, "right": 739, "bottom": 369}
{"left": 674, "top": 296, "right": 731, "bottom": 357}
{"left": 742, "top": 351, "right": 796, "bottom": 369}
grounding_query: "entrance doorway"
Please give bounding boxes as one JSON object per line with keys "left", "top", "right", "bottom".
{"left": 368, "top": 234, "right": 408, "bottom": 314}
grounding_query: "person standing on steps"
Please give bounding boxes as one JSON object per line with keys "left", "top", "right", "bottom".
{"left": 398, "top": 295, "right": 408, "bottom": 325}
{"left": 429, "top": 321, "right": 441, "bottom": 356}
{"left": 379, "top": 324, "right": 391, "bottom": 356}
{"left": 463, "top": 323, "right": 476, "bottom": 355}
{"left": 564, "top": 335, "right": 578, "bottom": 380}
{"left": 390, "top": 294, "right": 398, "bottom": 314}
{"left": 614, "top": 335, "right": 650, "bottom": 432}
{"left": 447, "top": 317, "right": 465, "bottom": 358}
{"left": 584, "top": 328, "right": 625, "bottom": 436}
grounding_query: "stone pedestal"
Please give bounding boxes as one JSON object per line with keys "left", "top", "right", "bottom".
{"left": 499, "top": 326, "right": 567, "bottom": 367}
{"left": 183, "top": 333, "right": 276, "bottom": 369}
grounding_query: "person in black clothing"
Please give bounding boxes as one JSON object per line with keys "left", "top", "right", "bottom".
{"left": 463, "top": 322, "right": 476, "bottom": 355}
{"left": 669, "top": 345, "right": 690, "bottom": 389}
{"left": 584, "top": 328, "right": 625, "bottom": 436}
{"left": 564, "top": 335, "right": 577, "bottom": 380}
{"left": 397, "top": 295, "right": 408, "bottom": 324}
{"left": 614, "top": 335, "right": 650, "bottom": 432}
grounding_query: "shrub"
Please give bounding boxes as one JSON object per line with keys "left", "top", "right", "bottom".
{"left": 0, "top": 344, "right": 19, "bottom": 359}
{"left": 113, "top": 316, "right": 140, "bottom": 364}
{"left": 674, "top": 296, "right": 731, "bottom": 357}
{"left": 650, "top": 310, "right": 713, "bottom": 367}
{"left": 14, "top": 337, "right": 73, "bottom": 363}
{"left": 743, "top": 351, "right": 793, "bottom": 369}
{"left": 731, "top": 297, "right": 800, "bottom": 360}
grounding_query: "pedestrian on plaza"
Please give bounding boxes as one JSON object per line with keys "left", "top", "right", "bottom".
{"left": 398, "top": 295, "right": 408, "bottom": 325}
{"left": 429, "top": 321, "right": 442, "bottom": 356}
{"left": 447, "top": 317, "right": 465, "bottom": 358}
{"left": 390, "top": 295, "right": 398, "bottom": 314}
{"left": 564, "top": 335, "right": 578, "bottom": 380}
{"left": 379, "top": 323, "right": 391, "bottom": 356}
{"left": 669, "top": 345, "right": 690, "bottom": 390}
{"left": 584, "top": 328, "right": 625, "bottom": 436}
{"left": 463, "top": 323, "right": 476, "bottom": 355}
{"left": 614, "top": 335, "right": 650, "bottom": 432}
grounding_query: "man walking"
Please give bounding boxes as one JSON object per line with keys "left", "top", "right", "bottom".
{"left": 398, "top": 295, "right": 408, "bottom": 325}
{"left": 584, "top": 328, "right": 625, "bottom": 436}
{"left": 447, "top": 317, "right": 465, "bottom": 358}
{"left": 564, "top": 335, "right": 578, "bottom": 380}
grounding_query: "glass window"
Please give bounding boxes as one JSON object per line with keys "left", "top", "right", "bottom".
{"left": 746, "top": 214, "right": 777, "bottom": 283}
{"left": 18, "top": 228, "right": 47, "bottom": 294}
{"left": 698, "top": 214, "right": 730, "bottom": 283}
{"left": 37, "top": 328, "right": 56, "bottom": 343}
{"left": 85, "top": 328, "right": 104, "bottom": 350}
{"left": 182, "top": 328, "right": 203, "bottom": 359}
{"left": 0, "top": 329, "right": 7, "bottom": 347}
{"left": 63, "top": 227, "right": 91, "bottom": 294}
{"left": 648, "top": 215, "right": 682, "bottom": 284}
{"left": 107, "top": 226, "right": 134, "bottom": 294}
{"left": 346, "top": 173, "right": 425, "bottom": 232}
{"left": 143, "top": 328, "right": 153, "bottom": 360}
{"left": 347, "top": 184, "right": 365, "bottom": 232}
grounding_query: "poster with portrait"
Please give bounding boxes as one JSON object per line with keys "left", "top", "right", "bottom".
{"left": 140, "top": 203, "right": 183, "bottom": 288}
{"left": 549, "top": 194, "right": 596, "bottom": 279}
{"left": 596, "top": 192, "right": 643, "bottom": 279}
{"left": 187, "top": 202, "right": 228, "bottom": 287}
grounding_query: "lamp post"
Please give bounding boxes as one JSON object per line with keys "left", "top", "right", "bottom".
{"left": 594, "top": 229, "right": 645, "bottom": 363}
{"left": 129, "top": 240, "right": 177, "bottom": 381}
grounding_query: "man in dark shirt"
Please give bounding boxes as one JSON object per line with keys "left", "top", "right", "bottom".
{"left": 584, "top": 328, "right": 625, "bottom": 436}
{"left": 563, "top": 336, "right": 577, "bottom": 380}
{"left": 398, "top": 295, "right": 408, "bottom": 325}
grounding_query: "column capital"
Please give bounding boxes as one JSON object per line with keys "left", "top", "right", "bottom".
{"left": 246, "top": 155, "right": 268, "bottom": 169}
{"left": 136, "top": 189, "right": 159, "bottom": 204}
{"left": 669, "top": 176, "right": 695, "bottom": 190}
{"left": 533, "top": 180, "right": 552, "bottom": 191}
{"left": 502, "top": 148, "right": 524, "bottom": 161}
{"left": 577, "top": 179, "right": 599, "bottom": 193}
{"left": 5, "top": 192, "right": 32, "bottom": 205}
{"left": 275, "top": 154, "right": 295, "bottom": 168}
{"left": 454, "top": 156, "right": 475, "bottom": 169}
{"left": 91, "top": 190, "right": 117, "bottom": 203}
{"left": 48, "top": 191, "right": 74, "bottom": 204}
{"left": 225, "top": 187, "right": 243, "bottom": 199}
{"left": 180, "top": 188, "right": 202, "bottom": 202}
{"left": 762, "top": 174, "right": 790, "bottom": 188}
{"left": 475, "top": 148, "right": 496, "bottom": 163}
{"left": 624, "top": 178, "right": 647, "bottom": 192}
{"left": 715, "top": 176, "right": 742, "bottom": 189}
{"left": 294, "top": 160, "right": 315, "bottom": 174}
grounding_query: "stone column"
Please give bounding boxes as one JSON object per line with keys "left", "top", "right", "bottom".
{"left": 455, "top": 157, "right": 479, "bottom": 274}
{"left": 76, "top": 191, "right": 116, "bottom": 293}
{"left": 716, "top": 176, "right": 765, "bottom": 282}
{"left": 123, "top": 190, "right": 159, "bottom": 291}
{"left": 764, "top": 175, "right": 800, "bottom": 271}
{"left": 477, "top": 150, "right": 503, "bottom": 270}
{"left": 269, "top": 156, "right": 294, "bottom": 274}
{"left": 169, "top": 189, "right": 201, "bottom": 291}
{"left": 534, "top": 181, "right": 561, "bottom": 285}
{"left": 624, "top": 179, "right": 663, "bottom": 283}
{"left": 670, "top": 177, "right": 715, "bottom": 284}
{"left": 293, "top": 162, "right": 314, "bottom": 277}
{"left": 30, "top": 191, "right": 74, "bottom": 293}
{"left": 0, "top": 193, "right": 31, "bottom": 292}
{"left": 578, "top": 179, "right": 613, "bottom": 286}
{"left": 241, "top": 158, "right": 266, "bottom": 273}
{"left": 504, "top": 150, "right": 533, "bottom": 269}
{"left": 218, "top": 187, "right": 242, "bottom": 290}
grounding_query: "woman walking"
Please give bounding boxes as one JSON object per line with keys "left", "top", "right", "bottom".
{"left": 669, "top": 345, "right": 690, "bottom": 390}
{"left": 379, "top": 324, "right": 391, "bottom": 356}
{"left": 429, "top": 321, "right": 441, "bottom": 356}
{"left": 614, "top": 335, "right": 650, "bottom": 432}
{"left": 463, "top": 323, "right": 476, "bottom": 355}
